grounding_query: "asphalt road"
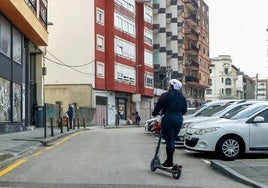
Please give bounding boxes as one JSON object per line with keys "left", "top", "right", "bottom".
{"left": 0, "top": 127, "right": 251, "bottom": 188}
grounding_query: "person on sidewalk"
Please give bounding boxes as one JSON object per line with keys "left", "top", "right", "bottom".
{"left": 135, "top": 111, "right": 141, "bottom": 126}
{"left": 67, "top": 104, "right": 74, "bottom": 129}
{"left": 152, "top": 79, "right": 187, "bottom": 168}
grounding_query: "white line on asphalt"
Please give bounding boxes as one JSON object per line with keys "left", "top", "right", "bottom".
{"left": 201, "top": 158, "right": 211, "bottom": 165}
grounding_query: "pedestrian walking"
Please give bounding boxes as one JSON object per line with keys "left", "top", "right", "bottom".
{"left": 152, "top": 79, "right": 187, "bottom": 168}
{"left": 135, "top": 111, "right": 141, "bottom": 126}
{"left": 67, "top": 104, "right": 74, "bottom": 129}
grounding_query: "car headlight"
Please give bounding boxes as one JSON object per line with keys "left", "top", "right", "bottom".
{"left": 182, "top": 122, "right": 193, "bottom": 128}
{"left": 194, "top": 127, "right": 220, "bottom": 135}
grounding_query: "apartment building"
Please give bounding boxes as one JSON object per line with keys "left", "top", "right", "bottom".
{"left": 206, "top": 55, "right": 242, "bottom": 101}
{"left": 0, "top": 0, "right": 48, "bottom": 133}
{"left": 152, "top": 0, "right": 210, "bottom": 107}
{"left": 256, "top": 79, "right": 268, "bottom": 100}
{"left": 45, "top": 0, "right": 154, "bottom": 126}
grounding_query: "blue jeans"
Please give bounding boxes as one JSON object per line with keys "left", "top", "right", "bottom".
{"left": 161, "top": 113, "right": 183, "bottom": 162}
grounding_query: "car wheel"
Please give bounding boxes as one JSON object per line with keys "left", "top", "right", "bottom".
{"left": 216, "top": 136, "right": 244, "bottom": 161}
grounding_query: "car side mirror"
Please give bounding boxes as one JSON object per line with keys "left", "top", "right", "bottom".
{"left": 253, "top": 116, "right": 264, "bottom": 123}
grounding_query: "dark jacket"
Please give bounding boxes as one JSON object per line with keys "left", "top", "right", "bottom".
{"left": 67, "top": 106, "right": 74, "bottom": 119}
{"left": 152, "top": 89, "right": 187, "bottom": 117}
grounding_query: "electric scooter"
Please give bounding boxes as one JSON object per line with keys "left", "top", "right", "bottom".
{"left": 150, "top": 131, "right": 182, "bottom": 179}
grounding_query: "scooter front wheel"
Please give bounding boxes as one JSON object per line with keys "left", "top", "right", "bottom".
{"left": 172, "top": 165, "right": 182, "bottom": 179}
{"left": 150, "top": 159, "right": 157, "bottom": 171}
{"left": 172, "top": 169, "right": 181, "bottom": 179}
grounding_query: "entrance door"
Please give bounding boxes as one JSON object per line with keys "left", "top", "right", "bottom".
{"left": 140, "top": 100, "right": 151, "bottom": 124}
{"left": 95, "top": 96, "right": 107, "bottom": 126}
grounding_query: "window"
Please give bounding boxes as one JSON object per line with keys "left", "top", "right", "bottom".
{"left": 115, "top": 37, "right": 135, "bottom": 59}
{"left": 0, "top": 15, "right": 11, "bottom": 58}
{"left": 13, "top": 83, "right": 21, "bottom": 122}
{"left": 97, "top": 35, "right": 104, "bottom": 51}
{"left": 144, "top": 5, "right": 152, "bottom": 23}
{"left": 145, "top": 73, "right": 153, "bottom": 88}
{"left": 225, "top": 78, "right": 232, "bottom": 85}
{"left": 13, "top": 27, "right": 22, "bottom": 64}
{"left": 115, "top": 63, "right": 135, "bottom": 84}
{"left": 0, "top": 77, "right": 11, "bottom": 122}
{"left": 206, "top": 89, "right": 212, "bottom": 94}
{"left": 144, "top": 29, "right": 153, "bottom": 45}
{"left": 225, "top": 88, "right": 232, "bottom": 95}
{"left": 144, "top": 50, "right": 153, "bottom": 66}
{"left": 224, "top": 68, "right": 228, "bottom": 74}
{"left": 114, "top": 12, "right": 135, "bottom": 36}
{"left": 97, "top": 62, "right": 104, "bottom": 78}
{"left": 96, "top": 8, "right": 104, "bottom": 25}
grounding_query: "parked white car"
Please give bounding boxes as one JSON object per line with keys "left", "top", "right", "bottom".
{"left": 183, "top": 100, "right": 241, "bottom": 120}
{"left": 184, "top": 102, "right": 268, "bottom": 160}
{"left": 176, "top": 101, "right": 259, "bottom": 145}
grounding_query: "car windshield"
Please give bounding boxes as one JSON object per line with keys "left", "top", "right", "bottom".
{"left": 200, "top": 104, "right": 231, "bottom": 117}
{"left": 230, "top": 105, "right": 267, "bottom": 120}
{"left": 212, "top": 103, "right": 252, "bottom": 119}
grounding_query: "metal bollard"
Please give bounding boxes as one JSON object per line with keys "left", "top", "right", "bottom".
{"left": 83, "top": 118, "right": 86, "bottom": 128}
{"left": 73, "top": 118, "right": 76, "bottom": 130}
{"left": 67, "top": 118, "right": 69, "bottom": 131}
{"left": 60, "top": 117, "right": 63, "bottom": 133}
{"left": 77, "top": 118, "right": 80, "bottom": 129}
{"left": 50, "top": 117, "right": 54, "bottom": 136}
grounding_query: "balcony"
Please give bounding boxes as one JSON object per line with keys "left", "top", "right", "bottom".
{"left": 167, "top": 50, "right": 173, "bottom": 58}
{"left": 166, "top": 13, "right": 172, "bottom": 23}
{"left": 158, "top": 8, "right": 166, "bottom": 13}
{"left": 153, "top": 3, "right": 159, "bottom": 14}
{"left": 177, "top": 22, "right": 184, "bottom": 29}
{"left": 171, "top": 17, "right": 177, "bottom": 23}
{"left": 153, "top": 24, "right": 160, "bottom": 33}
{"left": 159, "top": 47, "right": 166, "bottom": 52}
{"left": 1, "top": 0, "right": 48, "bottom": 46}
{"left": 184, "top": 43, "right": 199, "bottom": 55}
{"left": 177, "top": 5, "right": 184, "bottom": 14}
{"left": 178, "top": 56, "right": 183, "bottom": 62}
{"left": 184, "top": 12, "right": 198, "bottom": 25}
{"left": 166, "top": 31, "right": 172, "bottom": 40}
{"left": 185, "top": 75, "right": 199, "bottom": 84}
{"left": 178, "top": 38, "right": 184, "bottom": 47}
{"left": 184, "top": 28, "right": 199, "bottom": 40}
{"left": 182, "top": 0, "right": 198, "bottom": 11}
{"left": 153, "top": 44, "right": 160, "bottom": 50}
{"left": 185, "top": 59, "right": 199, "bottom": 70}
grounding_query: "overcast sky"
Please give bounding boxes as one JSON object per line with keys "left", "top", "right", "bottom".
{"left": 204, "top": 0, "right": 268, "bottom": 79}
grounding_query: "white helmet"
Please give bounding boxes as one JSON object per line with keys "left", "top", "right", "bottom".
{"left": 168, "top": 79, "right": 182, "bottom": 90}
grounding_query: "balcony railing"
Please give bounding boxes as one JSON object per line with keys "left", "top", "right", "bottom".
{"left": 184, "top": 12, "right": 198, "bottom": 25}
{"left": 184, "top": 28, "right": 199, "bottom": 40}
{"left": 183, "top": 0, "right": 198, "bottom": 11}
{"left": 185, "top": 59, "right": 199, "bottom": 69}
{"left": 185, "top": 75, "right": 199, "bottom": 83}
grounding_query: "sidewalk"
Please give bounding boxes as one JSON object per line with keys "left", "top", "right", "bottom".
{"left": 0, "top": 126, "right": 268, "bottom": 188}
{"left": 211, "top": 159, "right": 268, "bottom": 188}
{"left": 0, "top": 126, "right": 90, "bottom": 169}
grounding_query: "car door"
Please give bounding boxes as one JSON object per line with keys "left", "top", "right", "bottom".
{"left": 249, "top": 109, "right": 268, "bottom": 151}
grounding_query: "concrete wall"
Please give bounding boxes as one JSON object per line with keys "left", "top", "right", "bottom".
{"left": 45, "top": 84, "right": 93, "bottom": 112}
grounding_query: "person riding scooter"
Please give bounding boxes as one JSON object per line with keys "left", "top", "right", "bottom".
{"left": 152, "top": 79, "right": 187, "bottom": 168}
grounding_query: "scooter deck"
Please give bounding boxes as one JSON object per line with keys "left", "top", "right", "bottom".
{"left": 155, "top": 164, "right": 182, "bottom": 173}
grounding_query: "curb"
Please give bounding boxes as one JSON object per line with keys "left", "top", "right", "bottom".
{"left": 211, "top": 160, "right": 268, "bottom": 188}
{"left": 40, "top": 128, "right": 90, "bottom": 146}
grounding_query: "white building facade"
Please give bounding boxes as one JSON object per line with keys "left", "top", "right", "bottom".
{"left": 205, "top": 55, "right": 240, "bottom": 101}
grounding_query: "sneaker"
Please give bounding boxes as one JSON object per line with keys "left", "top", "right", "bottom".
{"left": 161, "top": 161, "right": 173, "bottom": 168}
